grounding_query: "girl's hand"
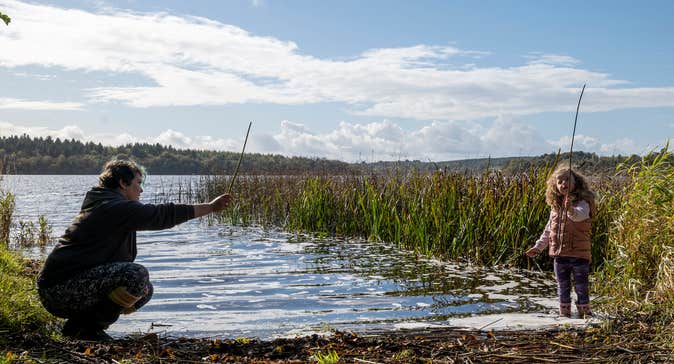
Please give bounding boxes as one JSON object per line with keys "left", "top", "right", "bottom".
{"left": 525, "top": 247, "right": 541, "bottom": 257}
{"left": 564, "top": 197, "right": 573, "bottom": 210}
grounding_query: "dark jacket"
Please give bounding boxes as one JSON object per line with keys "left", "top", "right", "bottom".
{"left": 37, "top": 187, "right": 194, "bottom": 288}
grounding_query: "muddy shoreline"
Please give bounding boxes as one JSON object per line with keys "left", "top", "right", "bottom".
{"left": 3, "top": 322, "right": 672, "bottom": 363}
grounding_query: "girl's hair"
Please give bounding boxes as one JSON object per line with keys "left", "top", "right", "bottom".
{"left": 98, "top": 159, "right": 146, "bottom": 189}
{"left": 545, "top": 165, "right": 596, "bottom": 217}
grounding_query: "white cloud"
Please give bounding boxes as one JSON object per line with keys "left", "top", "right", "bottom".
{"left": 0, "top": 121, "right": 244, "bottom": 151}
{"left": 548, "top": 134, "right": 601, "bottom": 153}
{"left": 525, "top": 53, "right": 581, "bottom": 67}
{"left": 98, "top": 132, "right": 136, "bottom": 146}
{"left": 0, "top": 122, "right": 86, "bottom": 140}
{"left": 0, "top": 97, "right": 83, "bottom": 110}
{"left": 248, "top": 133, "right": 282, "bottom": 153}
{"left": 155, "top": 129, "right": 192, "bottom": 148}
{"left": 272, "top": 119, "right": 551, "bottom": 161}
{"left": 0, "top": 120, "right": 660, "bottom": 161}
{"left": 411, "top": 121, "right": 483, "bottom": 155}
{"left": 599, "top": 138, "right": 640, "bottom": 156}
{"left": 12, "top": 71, "right": 55, "bottom": 80}
{"left": 2, "top": 0, "right": 674, "bottom": 121}
{"left": 481, "top": 117, "right": 544, "bottom": 156}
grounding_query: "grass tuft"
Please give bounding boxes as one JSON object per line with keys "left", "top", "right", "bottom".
{"left": 0, "top": 244, "right": 55, "bottom": 335}
{"left": 313, "top": 349, "right": 340, "bottom": 364}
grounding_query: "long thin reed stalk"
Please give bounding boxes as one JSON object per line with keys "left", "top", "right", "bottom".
{"left": 228, "top": 122, "right": 252, "bottom": 194}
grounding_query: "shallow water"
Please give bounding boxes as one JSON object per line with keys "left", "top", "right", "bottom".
{"left": 1, "top": 175, "right": 560, "bottom": 339}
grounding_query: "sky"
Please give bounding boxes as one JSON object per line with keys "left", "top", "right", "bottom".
{"left": 0, "top": 0, "right": 673, "bottom": 162}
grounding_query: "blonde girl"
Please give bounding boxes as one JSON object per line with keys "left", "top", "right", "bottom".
{"left": 526, "top": 165, "right": 596, "bottom": 317}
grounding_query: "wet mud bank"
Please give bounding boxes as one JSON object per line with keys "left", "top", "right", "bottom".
{"left": 4, "top": 314, "right": 673, "bottom": 364}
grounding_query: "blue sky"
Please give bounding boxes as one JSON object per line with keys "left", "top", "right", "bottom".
{"left": 0, "top": 0, "right": 673, "bottom": 162}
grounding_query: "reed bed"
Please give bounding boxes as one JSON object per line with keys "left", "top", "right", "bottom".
{"left": 202, "top": 175, "right": 297, "bottom": 227}
{"left": 204, "top": 163, "right": 622, "bottom": 269}
{"left": 151, "top": 176, "right": 202, "bottom": 204}
{"left": 596, "top": 143, "right": 674, "bottom": 333}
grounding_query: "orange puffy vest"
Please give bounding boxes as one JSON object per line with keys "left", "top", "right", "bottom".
{"left": 548, "top": 202, "right": 592, "bottom": 262}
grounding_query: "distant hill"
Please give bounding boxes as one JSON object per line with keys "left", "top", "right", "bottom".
{"left": 497, "top": 151, "right": 643, "bottom": 176}
{"left": 358, "top": 156, "right": 519, "bottom": 174}
{"left": 0, "top": 134, "right": 659, "bottom": 175}
{"left": 356, "top": 150, "right": 648, "bottom": 176}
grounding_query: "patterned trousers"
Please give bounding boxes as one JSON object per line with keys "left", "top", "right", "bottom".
{"left": 38, "top": 262, "right": 153, "bottom": 330}
{"left": 553, "top": 256, "right": 590, "bottom": 305}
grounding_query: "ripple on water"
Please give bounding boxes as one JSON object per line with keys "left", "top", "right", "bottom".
{"left": 113, "top": 224, "right": 557, "bottom": 339}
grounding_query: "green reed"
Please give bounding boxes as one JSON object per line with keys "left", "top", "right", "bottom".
{"left": 13, "top": 215, "right": 53, "bottom": 248}
{"left": 598, "top": 143, "right": 674, "bottom": 306}
{"left": 0, "top": 164, "right": 56, "bottom": 335}
{"left": 0, "top": 243, "right": 56, "bottom": 335}
{"left": 204, "top": 161, "right": 619, "bottom": 268}
{"left": 0, "top": 191, "right": 13, "bottom": 246}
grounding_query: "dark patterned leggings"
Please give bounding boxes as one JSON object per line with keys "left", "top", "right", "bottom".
{"left": 553, "top": 256, "right": 590, "bottom": 305}
{"left": 38, "top": 262, "right": 153, "bottom": 330}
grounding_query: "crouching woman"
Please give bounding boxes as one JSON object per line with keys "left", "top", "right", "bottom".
{"left": 37, "top": 159, "right": 232, "bottom": 341}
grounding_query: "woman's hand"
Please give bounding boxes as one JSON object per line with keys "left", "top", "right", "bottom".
{"left": 193, "top": 194, "right": 234, "bottom": 218}
{"left": 209, "top": 194, "right": 233, "bottom": 213}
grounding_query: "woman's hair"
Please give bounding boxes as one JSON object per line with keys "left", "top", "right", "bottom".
{"left": 98, "top": 159, "right": 146, "bottom": 189}
{"left": 545, "top": 164, "right": 596, "bottom": 217}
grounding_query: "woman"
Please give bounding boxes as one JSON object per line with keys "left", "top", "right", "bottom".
{"left": 37, "top": 159, "right": 232, "bottom": 341}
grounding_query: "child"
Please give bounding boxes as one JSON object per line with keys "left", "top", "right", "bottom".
{"left": 525, "top": 165, "right": 596, "bottom": 318}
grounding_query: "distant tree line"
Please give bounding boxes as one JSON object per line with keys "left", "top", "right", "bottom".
{"left": 1, "top": 134, "right": 666, "bottom": 176}
{"left": 498, "top": 150, "right": 671, "bottom": 176}
{"left": 0, "top": 134, "right": 353, "bottom": 175}
{"left": 359, "top": 151, "right": 654, "bottom": 176}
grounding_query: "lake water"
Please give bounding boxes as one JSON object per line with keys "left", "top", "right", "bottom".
{"left": 1, "top": 175, "right": 565, "bottom": 339}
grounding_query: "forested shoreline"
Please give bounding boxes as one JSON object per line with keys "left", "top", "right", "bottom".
{"left": 0, "top": 134, "right": 352, "bottom": 175}
{"left": 0, "top": 134, "right": 664, "bottom": 175}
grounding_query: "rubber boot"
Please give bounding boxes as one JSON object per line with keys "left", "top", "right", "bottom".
{"left": 63, "top": 298, "right": 123, "bottom": 341}
{"left": 576, "top": 304, "right": 593, "bottom": 318}
{"left": 90, "top": 298, "right": 124, "bottom": 329}
{"left": 62, "top": 319, "right": 113, "bottom": 341}
{"left": 559, "top": 303, "right": 572, "bottom": 317}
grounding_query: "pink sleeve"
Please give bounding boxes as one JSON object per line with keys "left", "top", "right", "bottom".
{"left": 533, "top": 213, "right": 552, "bottom": 251}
